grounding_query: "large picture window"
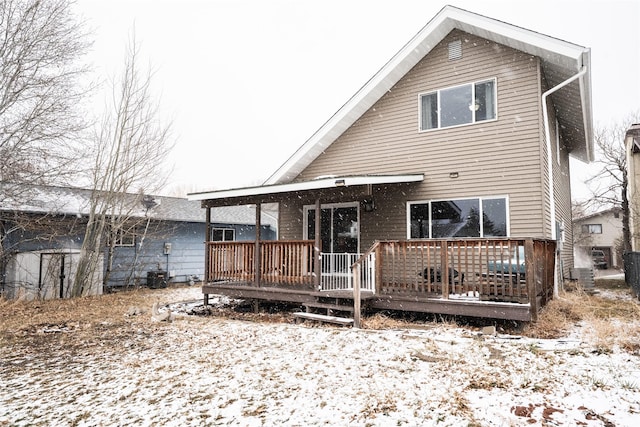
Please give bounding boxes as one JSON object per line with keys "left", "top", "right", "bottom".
{"left": 408, "top": 197, "right": 507, "bottom": 238}
{"left": 419, "top": 79, "right": 496, "bottom": 131}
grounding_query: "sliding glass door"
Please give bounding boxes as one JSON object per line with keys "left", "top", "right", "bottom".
{"left": 306, "top": 203, "right": 359, "bottom": 254}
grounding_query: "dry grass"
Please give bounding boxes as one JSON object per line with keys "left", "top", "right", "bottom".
{"left": 0, "top": 287, "right": 164, "bottom": 334}
{"left": 2, "top": 278, "right": 639, "bottom": 350}
{"left": 524, "top": 279, "right": 640, "bottom": 348}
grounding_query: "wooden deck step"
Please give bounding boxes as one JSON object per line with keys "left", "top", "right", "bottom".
{"left": 292, "top": 312, "right": 354, "bottom": 326}
{"left": 303, "top": 302, "right": 354, "bottom": 313}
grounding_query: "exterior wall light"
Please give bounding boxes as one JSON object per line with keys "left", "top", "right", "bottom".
{"left": 363, "top": 198, "right": 375, "bottom": 212}
{"left": 449, "top": 172, "right": 459, "bottom": 178}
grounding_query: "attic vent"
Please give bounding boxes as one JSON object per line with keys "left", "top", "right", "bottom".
{"left": 633, "top": 137, "right": 640, "bottom": 154}
{"left": 448, "top": 40, "right": 462, "bottom": 60}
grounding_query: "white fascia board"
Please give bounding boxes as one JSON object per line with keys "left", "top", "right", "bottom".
{"left": 188, "top": 174, "right": 424, "bottom": 201}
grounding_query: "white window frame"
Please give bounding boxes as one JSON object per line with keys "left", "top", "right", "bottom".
{"left": 109, "top": 226, "right": 135, "bottom": 247}
{"left": 418, "top": 77, "right": 498, "bottom": 132}
{"left": 406, "top": 195, "right": 510, "bottom": 239}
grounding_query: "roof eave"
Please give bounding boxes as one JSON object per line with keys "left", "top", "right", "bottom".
{"left": 188, "top": 174, "right": 424, "bottom": 201}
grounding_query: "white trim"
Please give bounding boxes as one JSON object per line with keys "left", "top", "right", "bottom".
{"left": 555, "top": 118, "right": 561, "bottom": 165}
{"left": 188, "top": 174, "right": 424, "bottom": 201}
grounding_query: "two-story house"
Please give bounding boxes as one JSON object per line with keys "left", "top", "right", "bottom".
{"left": 188, "top": 5, "right": 593, "bottom": 322}
{"left": 573, "top": 208, "right": 622, "bottom": 269}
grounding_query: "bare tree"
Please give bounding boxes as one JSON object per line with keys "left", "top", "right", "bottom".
{"left": 584, "top": 112, "right": 640, "bottom": 254}
{"left": 72, "top": 37, "right": 173, "bottom": 296}
{"left": 0, "top": 0, "right": 90, "bottom": 290}
{"left": 0, "top": 0, "right": 90, "bottom": 200}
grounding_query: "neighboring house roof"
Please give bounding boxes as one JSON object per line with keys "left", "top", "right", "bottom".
{"left": 574, "top": 207, "right": 621, "bottom": 223}
{"left": 1, "top": 185, "right": 277, "bottom": 228}
{"left": 265, "top": 5, "right": 593, "bottom": 185}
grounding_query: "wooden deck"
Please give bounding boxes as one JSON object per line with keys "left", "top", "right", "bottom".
{"left": 202, "top": 238, "right": 556, "bottom": 322}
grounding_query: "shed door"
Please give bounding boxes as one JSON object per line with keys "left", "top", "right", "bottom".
{"left": 40, "top": 253, "right": 69, "bottom": 299}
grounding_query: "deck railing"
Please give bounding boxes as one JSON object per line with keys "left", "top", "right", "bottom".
{"left": 350, "top": 238, "right": 555, "bottom": 308}
{"left": 207, "top": 240, "right": 315, "bottom": 286}
{"left": 206, "top": 238, "right": 556, "bottom": 310}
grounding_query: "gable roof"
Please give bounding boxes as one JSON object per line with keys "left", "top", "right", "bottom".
{"left": 574, "top": 207, "right": 621, "bottom": 223}
{"left": 265, "top": 5, "right": 593, "bottom": 185}
{"left": 0, "top": 185, "right": 277, "bottom": 227}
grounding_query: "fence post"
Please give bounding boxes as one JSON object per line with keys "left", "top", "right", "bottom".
{"left": 624, "top": 252, "right": 640, "bottom": 297}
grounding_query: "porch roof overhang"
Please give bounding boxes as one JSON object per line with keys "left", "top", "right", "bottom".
{"left": 187, "top": 174, "right": 424, "bottom": 207}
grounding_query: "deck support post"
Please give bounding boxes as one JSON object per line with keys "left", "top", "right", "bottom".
{"left": 205, "top": 206, "right": 211, "bottom": 283}
{"left": 314, "top": 198, "right": 322, "bottom": 291}
{"left": 255, "top": 203, "right": 261, "bottom": 287}
{"left": 353, "top": 264, "right": 361, "bottom": 328}
{"left": 525, "top": 239, "right": 537, "bottom": 321}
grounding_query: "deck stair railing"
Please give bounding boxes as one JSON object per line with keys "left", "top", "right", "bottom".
{"left": 320, "top": 252, "right": 376, "bottom": 292}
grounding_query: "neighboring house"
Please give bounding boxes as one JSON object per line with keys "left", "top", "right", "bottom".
{"left": 188, "top": 6, "right": 593, "bottom": 322}
{"left": 0, "top": 185, "right": 276, "bottom": 300}
{"left": 573, "top": 208, "right": 622, "bottom": 269}
{"left": 626, "top": 123, "right": 640, "bottom": 252}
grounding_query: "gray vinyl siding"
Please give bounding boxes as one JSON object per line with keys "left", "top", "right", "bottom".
{"left": 292, "top": 30, "right": 546, "bottom": 244}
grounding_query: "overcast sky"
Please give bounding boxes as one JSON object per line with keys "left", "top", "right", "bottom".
{"left": 74, "top": 0, "right": 640, "bottom": 199}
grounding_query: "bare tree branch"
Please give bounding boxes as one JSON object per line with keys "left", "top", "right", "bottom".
{"left": 0, "top": 0, "right": 91, "bottom": 200}
{"left": 584, "top": 111, "right": 640, "bottom": 253}
{"left": 72, "top": 35, "right": 174, "bottom": 296}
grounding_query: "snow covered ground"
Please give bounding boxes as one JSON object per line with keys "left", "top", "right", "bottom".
{"left": 1, "top": 286, "right": 639, "bottom": 426}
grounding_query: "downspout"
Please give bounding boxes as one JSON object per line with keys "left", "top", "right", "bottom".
{"left": 541, "top": 65, "right": 587, "bottom": 297}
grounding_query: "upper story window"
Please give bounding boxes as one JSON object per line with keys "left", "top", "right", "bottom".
{"left": 419, "top": 78, "right": 496, "bottom": 131}
{"left": 408, "top": 197, "right": 507, "bottom": 239}
{"left": 581, "top": 224, "right": 602, "bottom": 234}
